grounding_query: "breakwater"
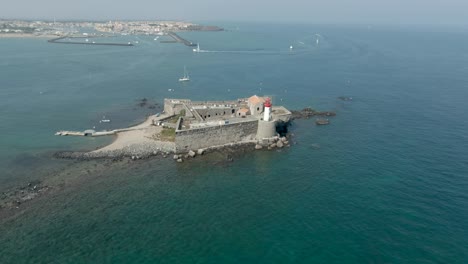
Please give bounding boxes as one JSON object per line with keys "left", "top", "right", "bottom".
{"left": 48, "top": 36, "right": 134, "bottom": 46}
{"left": 166, "top": 32, "right": 197, "bottom": 47}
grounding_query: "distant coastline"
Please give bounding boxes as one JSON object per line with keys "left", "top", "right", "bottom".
{"left": 0, "top": 33, "right": 58, "bottom": 38}
{"left": 0, "top": 19, "right": 223, "bottom": 39}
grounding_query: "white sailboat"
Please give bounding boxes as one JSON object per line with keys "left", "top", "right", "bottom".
{"left": 178, "top": 66, "right": 190, "bottom": 82}
{"left": 192, "top": 43, "right": 200, "bottom": 52}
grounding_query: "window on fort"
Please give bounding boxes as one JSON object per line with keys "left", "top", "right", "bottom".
{"left": 208, "top": 115, "right": 211, "bottom": 118}
{"left": 232, "top": 109, "right": 235, "bottom": 114}
{"left": 257, "top": 107, "right": 260, "bottom": 111}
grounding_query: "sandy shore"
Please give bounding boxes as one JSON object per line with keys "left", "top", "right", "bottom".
{"left": 92, "top": 114, "right": 176, "bottom": 155}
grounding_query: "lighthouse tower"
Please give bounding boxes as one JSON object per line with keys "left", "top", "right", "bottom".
{"left": 263, "top": 98, "right": 272, "bottom": 121}
{"left": 256, "top": 97, "right": 276, "bottom": 139}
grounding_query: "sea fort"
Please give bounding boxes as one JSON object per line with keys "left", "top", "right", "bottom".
{"left": 55, "top": 95, "right": 292, "bottom": 160}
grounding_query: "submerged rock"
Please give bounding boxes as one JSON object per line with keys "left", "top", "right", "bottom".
{"left": 291, "top": 108, "right": 336, "bottom": 120}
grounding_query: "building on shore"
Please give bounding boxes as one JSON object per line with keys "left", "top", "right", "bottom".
{"left": 163, "top": 95, "right": 291, "bottom": 152}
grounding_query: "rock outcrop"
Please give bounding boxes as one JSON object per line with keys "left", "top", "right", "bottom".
{"left": 290, "top": 108, "right": 336, "bottom": 120}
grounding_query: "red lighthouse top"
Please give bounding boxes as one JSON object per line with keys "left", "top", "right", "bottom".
{"left": 264, "top": 98, "right": 272, "bottom": 107}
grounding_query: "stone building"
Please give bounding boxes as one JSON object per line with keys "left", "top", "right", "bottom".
{"left": 247, "top": 95, "right": 265, "bottom": 116}
{"left": 163, "top": 96, "right": 291, "bottom": 152}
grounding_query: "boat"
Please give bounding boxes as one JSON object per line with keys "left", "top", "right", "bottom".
{"left": 290, "top": 45, "right": 293, "bottom": 50}
{"left": 178, "top": 66, "right": 190, "bottom": 82}
{"left": 99, "top": 116, "right": 111, "bottom": 123}
{"left": 315, "top": 118, "right": 330, "bottom": 125}
{"left": 192, "top": 43, "right": 200, "bottom": 52}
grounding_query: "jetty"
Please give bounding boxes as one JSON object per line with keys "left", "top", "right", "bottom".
{"left": 166, "top": 32, "right": 197, "bottom": 47}
{"left": 55, "top": 130, "right": 116, "bottom": 137}
{"left": 48, "top": 36, "right": 134, "bottom": 47}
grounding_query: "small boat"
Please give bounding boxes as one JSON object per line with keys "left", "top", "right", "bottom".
{"left": 178, "top": 66, "right": 190, "bottom": 82}
{"left": 289, "top": 45, "right": 293, "bottom": 50}
{"left": 338, "top": 96, "right": 353, "bottom": 101}
{"left": 99, "top": 116, "right": 111, "bottom": 123}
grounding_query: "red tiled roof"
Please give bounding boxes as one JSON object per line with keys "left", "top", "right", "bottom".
{"left": 248, "top": 95, "right": 265, "bottom": 105}
{"left": 238, "top": 108, "right": 250, "bottom": 113}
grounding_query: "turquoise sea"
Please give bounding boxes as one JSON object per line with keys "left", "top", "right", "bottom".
{"left": 1, "top": 23, "right": 468, "bottom": 263}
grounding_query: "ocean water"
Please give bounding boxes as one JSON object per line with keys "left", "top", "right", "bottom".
{"left": 1, "top": 23, "right": 468, "bottom": 263}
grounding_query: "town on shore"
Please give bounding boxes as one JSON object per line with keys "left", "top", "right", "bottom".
{"left": 0, "top": 19, "right": 223, "bottom": 37}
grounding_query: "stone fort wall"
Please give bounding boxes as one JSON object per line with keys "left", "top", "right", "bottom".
{"left": 195, "top": 108, "right": 236, "bottom": 120}
{"left": 175, "top": 120, "right": 258, "bottom": 153}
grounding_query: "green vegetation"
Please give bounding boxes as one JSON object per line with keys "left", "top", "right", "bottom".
{"left": 167, "top": 116, "right": 179, "bottom": 124}
{"left": 167, "top": 110, "right": 186, "bottom": 124}
{"left": 160, "top": 127, "right": 175, "bottom": 142}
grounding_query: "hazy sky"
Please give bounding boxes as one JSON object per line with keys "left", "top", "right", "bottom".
{"left": 2, "top": 0, "right": 468, "bottom": 24}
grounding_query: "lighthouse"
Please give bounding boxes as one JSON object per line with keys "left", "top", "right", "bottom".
{"left": 256, "top": 97, "right": 276, "bottom": 139}
{"left": 263, "top": 98, "right": 272, "bottom": 121}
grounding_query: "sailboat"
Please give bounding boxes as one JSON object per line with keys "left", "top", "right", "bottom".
{"left": 192, "top": 43, "right": 200, "bottom": 52}
{"left": 178, "top": 66, "right": 190, "bottom": 82}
